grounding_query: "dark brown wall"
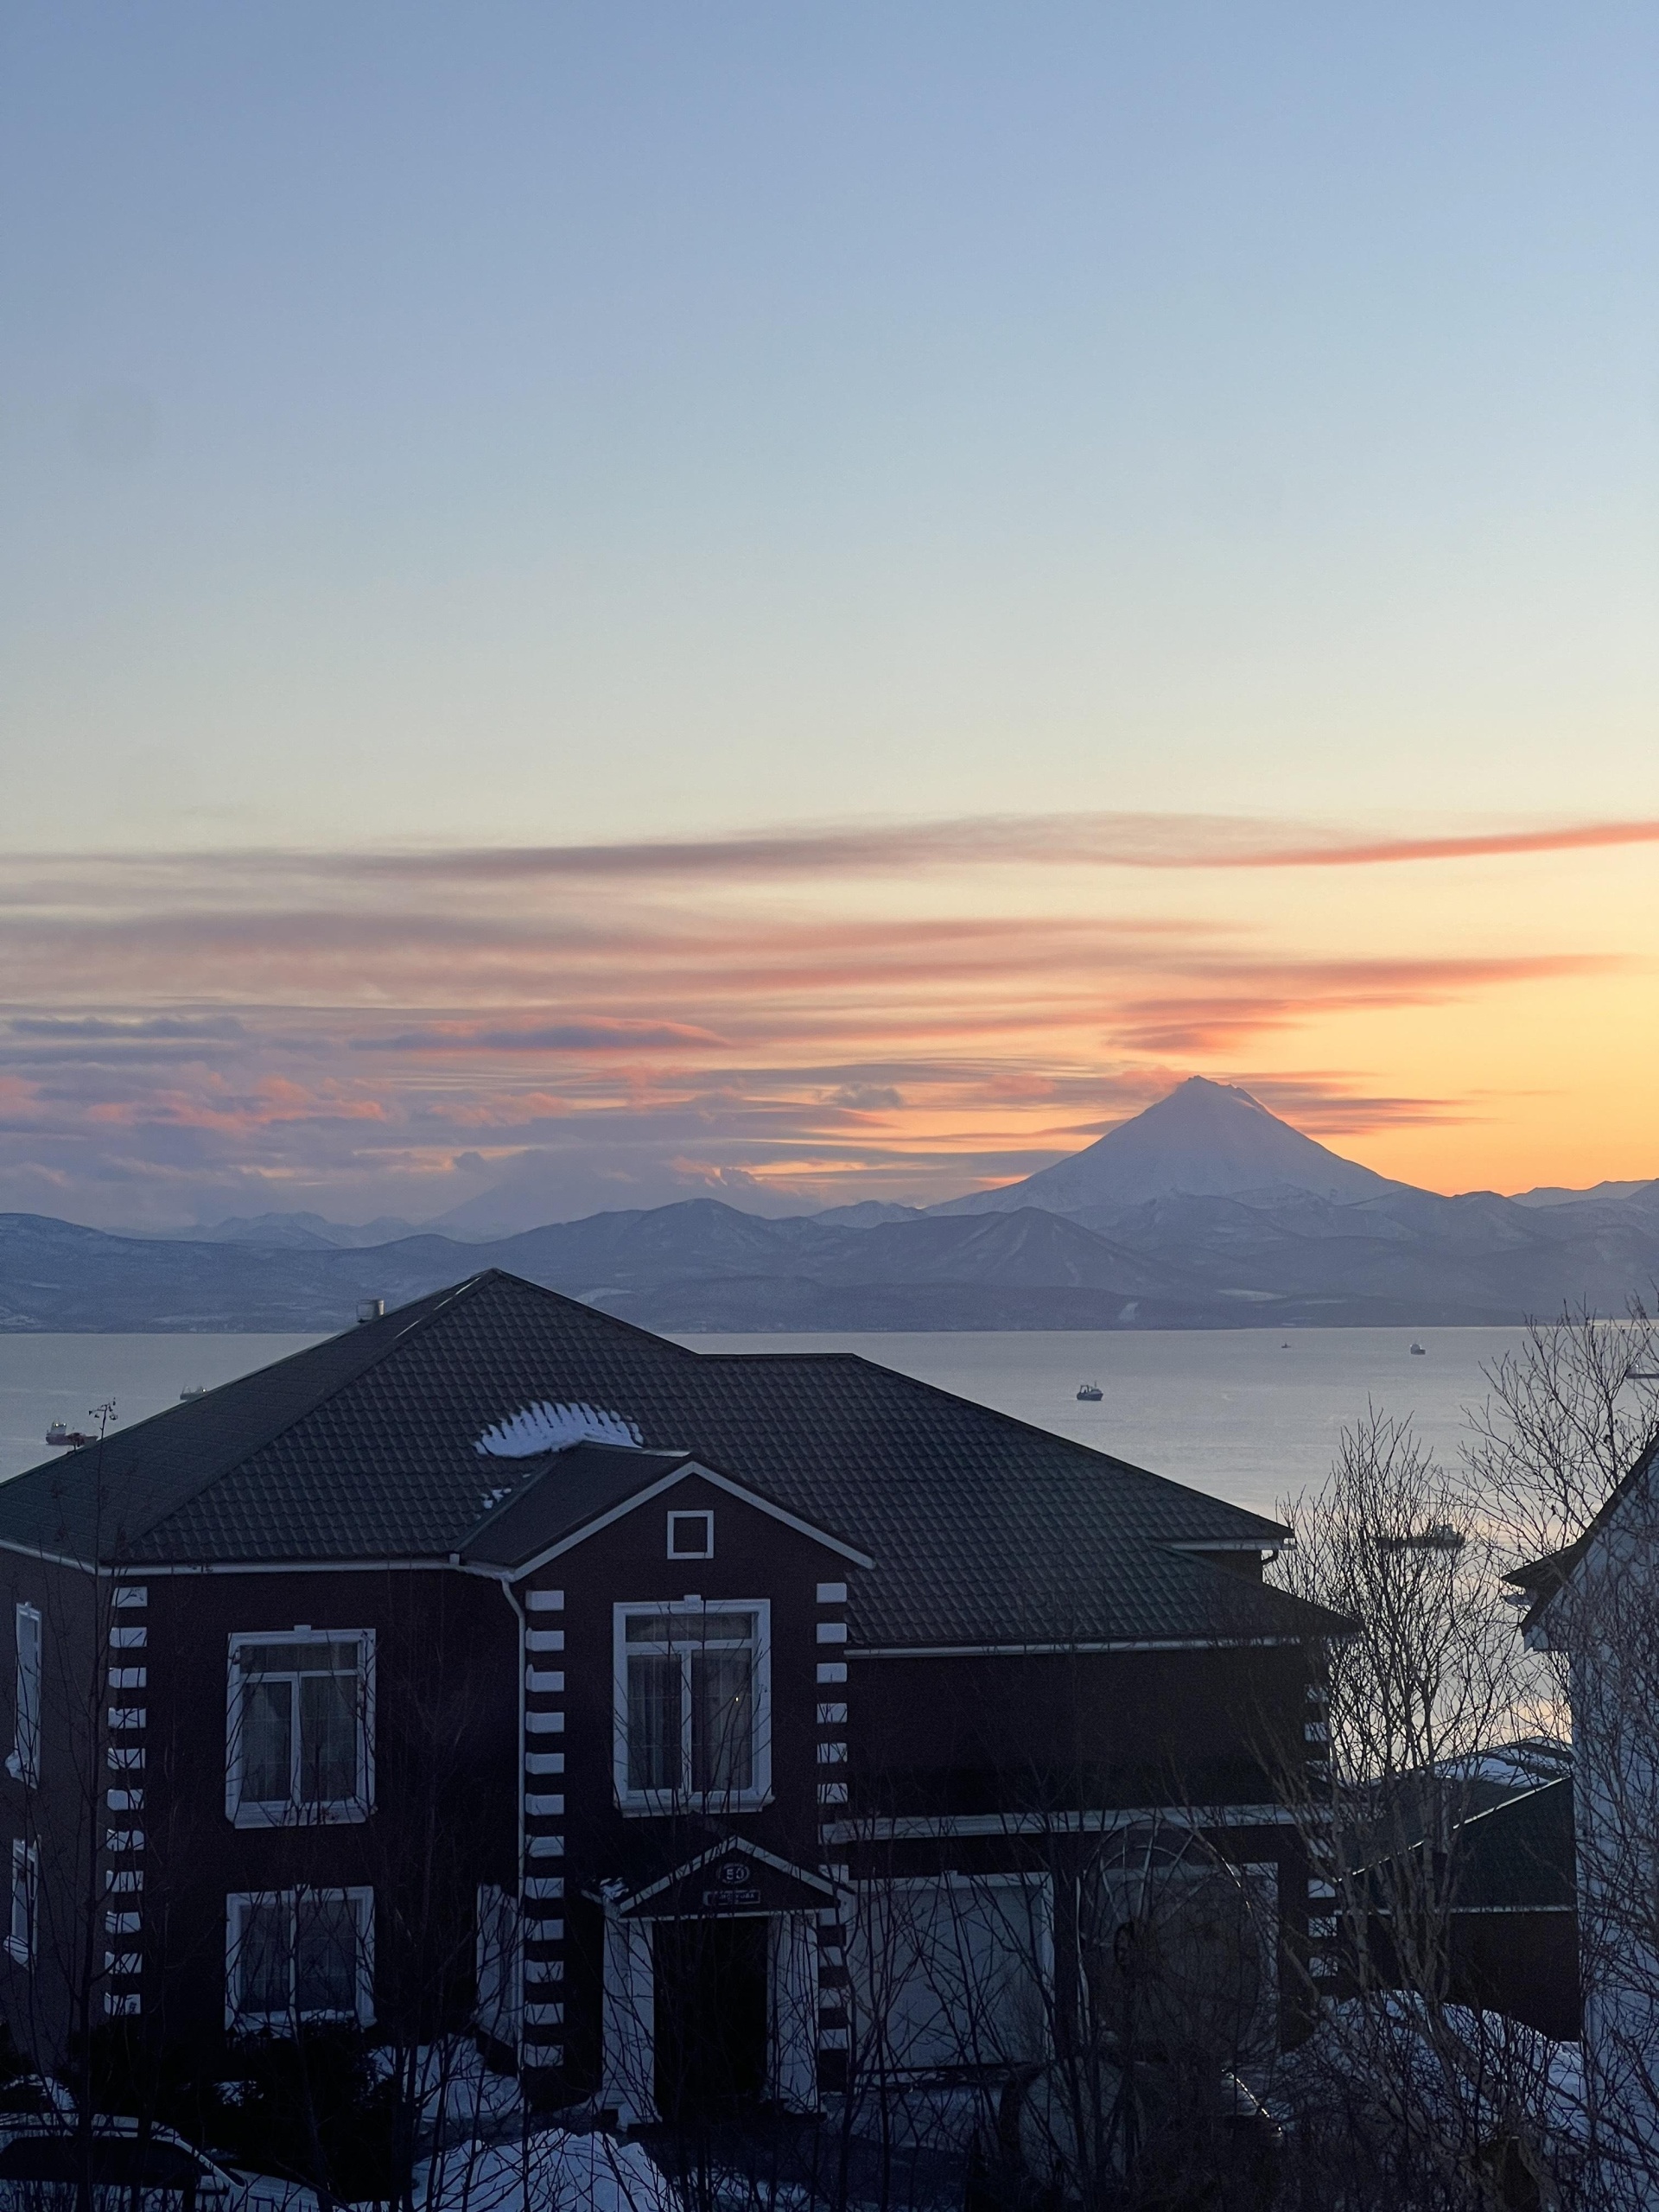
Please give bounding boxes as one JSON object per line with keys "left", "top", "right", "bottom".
{"left": 1449, "top": 1911, "right": 1580, "bottom": 2041}
{"left": 141, "top": 1565, "right": 518, "bottom": 2061}
{"left": 849, "top": 1643, "right": 1306, "bottom": 1815}
{"left": 0, "top": 1551, "right": 103, "bottom": 2071}
{"left": 525, "top": 1471, "right": 840, "bottom": 1884}
{"left": 0, "top": 1493, "right": 1319, "bottom": 2079}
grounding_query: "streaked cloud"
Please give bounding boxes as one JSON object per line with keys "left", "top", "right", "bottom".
{"left": 370, "top": 1018, "right": 728, "bottom": 1052}
{"left": 0, "top": 817, "right": 1646, "bottom": 1227}
{"left": 348, "top": 810, "right": 1659, "bottom": 882}
{"left": 6, "top": 1014, "right": 249, "bottom": 1041}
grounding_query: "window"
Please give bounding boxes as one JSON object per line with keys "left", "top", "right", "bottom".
{"left": 7, "top": 1841, "right": 36, "bottom": 1967}
{"left": 667, "top": 1510, "right": 714, "bottom": 1560}
{"left": 613, "top": 1601, "right": 770, "bottom": 1811}
{"left": 8, "top": 1607, "right": 40, "bottom": 1788}
{"left": 846, "top": 1876, "right": 1052, "bottom": 2071}
{"left": 226, "top": 1632, "right": 372, "bottom": 1827}
{"left": 226, "top": 1889, "right": 373, "bottom": 2029}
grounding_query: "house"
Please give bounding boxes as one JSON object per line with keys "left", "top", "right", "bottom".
{"left": 1360, "top": 1765, "right": 1579, "bottom": 2041}
{"left": 1510, "top": 1441, "right": 1659, "bottom": 2184}
{"left": 0, "top": 1270, "right": 1340, "bottom": 2125}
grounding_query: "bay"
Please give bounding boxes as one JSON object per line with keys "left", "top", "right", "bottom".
{"left": 0, "top": 1326, "right": 1523, "bottom": 1519}
{"left": 683, "top": 1328, "right": 1526, "bottom": 1522}
{"left": 0, "top": 1334, "right": 323, "bottom": 1484}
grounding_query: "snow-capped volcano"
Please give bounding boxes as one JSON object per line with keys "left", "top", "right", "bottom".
{"left": 930, "top": 1077, "right": 1399, "bottom": 1217}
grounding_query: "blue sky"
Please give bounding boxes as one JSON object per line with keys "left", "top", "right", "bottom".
{"left": 2, "top": 6, "right": 1656, "bottom": 1224}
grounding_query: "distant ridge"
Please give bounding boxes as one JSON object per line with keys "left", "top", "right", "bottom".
{"left": 1510, "top": 1179, "right": 1659, "bottom": 1210}
{"left": 928, "top": 1077, "right": 1398, "bottom": 1217}
{"left": 13, "top": 1079, "right": 1659, "bottom": 1334}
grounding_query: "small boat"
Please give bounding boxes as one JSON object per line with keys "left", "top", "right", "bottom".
{"left": 1409, "top": 1341, "right": 1427, "bottom": 1356}
{"left": 179, "top": 1386, "right": 207, "bottom": 1401}
{"left": 1076, "top": 1382, "right": 1103, "bottom": 1402}
{"left": 45, "top": 1422, "right": 92, "bottom": 1449}
{"left": 1379, "top": 1522, "right": 1463, "bottom": 1553}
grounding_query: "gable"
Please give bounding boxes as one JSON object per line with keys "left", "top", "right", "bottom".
{"left": 1510, "top": 1443, "right": 1659, "bottom": 1645}
{"left": 611, "top": 1840, "right": 839, "bottom": 1919}
{"left": 460, "top": 1452, "right": 874, "bottom": 1576}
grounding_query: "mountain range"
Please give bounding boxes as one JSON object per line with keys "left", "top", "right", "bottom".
{"left": 4, "top": 1078, "right": 1656, "bottom": 1332}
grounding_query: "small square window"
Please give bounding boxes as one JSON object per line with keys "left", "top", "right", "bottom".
{"left": 667, "top": 1510, "right": 714, "bottom": 1560}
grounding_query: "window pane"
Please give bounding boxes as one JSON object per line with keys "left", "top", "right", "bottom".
{"left": 298, "top": 1671, "right": 359, "bottom": 1805}
{"left": 239, "top": 1640, "right": 359, "bottom": 1675}
{"left": 10, "top": 1855, "right": 28, "bottom": 1955}
{"left": 241, "top": 1680, "right": 292, "bottom": 1803}
{"left": 239, "top": 1899, "right": 289, "bottom": 2016}
{"left": 626, "top": 1654, "right": 679, "bottom": 1790}
{"left": 624, "top": 1614, "right": 674, "bottom": 1644}
{"left": 691, "top": 1649, "right": 753, "bottom": 1794}
{"left": 296, "top": 1894, "right": 359, "bottom": 2014}
{"left": 689, "top": 1611, "right": 755, "bottom": 1643}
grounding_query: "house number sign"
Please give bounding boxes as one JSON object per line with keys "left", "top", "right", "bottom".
{"left": 703, "top": 1857, "right": 760, "bottom": 1906}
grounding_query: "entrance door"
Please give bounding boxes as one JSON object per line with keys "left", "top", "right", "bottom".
{"left": 653, "top": 1916, "right": 769, "bottom": 2120}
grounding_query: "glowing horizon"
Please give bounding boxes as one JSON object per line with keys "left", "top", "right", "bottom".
{"left": 1, "top": 808, "right": 1653, "bottom": 1229}
{"left": 3, "top": 8, "right": 1656, "bottom": 1227}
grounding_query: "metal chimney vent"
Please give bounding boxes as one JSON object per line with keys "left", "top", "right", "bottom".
{"left": 356, "top": 1299, "right": 385, "bottom": 1325}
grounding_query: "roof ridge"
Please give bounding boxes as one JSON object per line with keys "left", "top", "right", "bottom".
{"left": 1453, "top": 1773, "right": 1571, "bottom": 1834}
{"left": 125, "top": 1270, "right": 704, "bottom": 1555}
{"left": 125, "top": 1274, "right": 493, "bottom": 1549}
{"left": 467, "top": 1268, "right": 705, "bottom": 1357}
{"left": 460, "top": 1441, "right": 690, "bottom": 1541}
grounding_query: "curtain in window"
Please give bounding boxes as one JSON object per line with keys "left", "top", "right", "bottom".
{"left": 235, "top": 1639, "right": 364, "bottom": 1813}
{"left": 691, "top": 1649, "right": 753, "bottom": 1794}
{"left": 242, "top": 1680, "right": 292, "bottom": 1803}
{"left": 296, "top": 1894, "right": 359, "bottom": 2014}
{"left": 239, "top": 1898, "right": 289, "bottom": 2016}
{"left": 299, "top": 1671, "right": 358, "bottom": 1805}
{"left": 626, "top": 1654, "right": 678, "bottom": 1791}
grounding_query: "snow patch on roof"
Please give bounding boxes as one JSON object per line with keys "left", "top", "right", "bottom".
{"left": 475, "top": 1402, "right": 643, "bottom": 1459}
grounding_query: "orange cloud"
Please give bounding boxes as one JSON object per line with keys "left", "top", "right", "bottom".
{"left": 0, "top": 825, "right": 1649, "bottom": 1221}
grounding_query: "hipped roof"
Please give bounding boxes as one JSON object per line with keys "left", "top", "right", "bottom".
{"left": 0, "top": 1271, "right": 1338, "bottom": 1652}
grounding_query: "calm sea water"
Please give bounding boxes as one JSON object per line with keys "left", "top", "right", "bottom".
{"left": 0, "top": 1326, "right": 1525, "bottom": 1520}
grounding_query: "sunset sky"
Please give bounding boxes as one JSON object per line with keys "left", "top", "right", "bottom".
{"left": 3, "top": 5, "right": 1656, "bottom": 1229}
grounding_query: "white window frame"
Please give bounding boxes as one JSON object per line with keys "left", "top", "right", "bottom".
{"left": 666, "top": 1510, "right": 715, "bottom": 1560}
{"left": 8, "top": 1606, "right": 41, "bottom": 1788}
{"left": 225, "top": 1630, "right": 375, "bottom": 1829}
{"left": 847, "top": 1872, "right": 1054, "bottom": 2074}
{"left": 225, "top": 1887, "right": 375, "bottom": 2031}
{"left": 7, "top": 1840, "right": 37, "bottom": 1967}
{"left": 613, "top": 1599, "right": 772, "bottom": 1815}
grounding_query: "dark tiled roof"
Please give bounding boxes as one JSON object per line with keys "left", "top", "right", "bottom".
{"left": 460, "top": 1443, "right": 693, "bottom": 1567}
{"left": 1451, "top": 1777, "right": 1575, "bottom": 1912}
{"left": 0, "top": 1272, "right": 1332, "bottom": 1650}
